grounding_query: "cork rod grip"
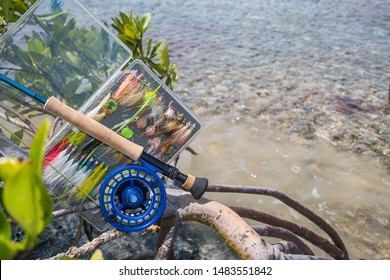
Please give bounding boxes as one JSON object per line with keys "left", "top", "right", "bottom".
{"left": 44, "top": 96, "right": 144, "bottom": 161}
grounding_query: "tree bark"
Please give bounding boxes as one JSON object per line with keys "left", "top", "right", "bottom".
{"left": 164, "top": 188, "right": 276, "bottom": 260}
{"left": 50, "top": 230, "right": 124, "bottom": 259}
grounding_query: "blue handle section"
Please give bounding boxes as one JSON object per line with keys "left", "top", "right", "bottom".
{"left": 0, "top": 73, "right": 47, "bottom": 104}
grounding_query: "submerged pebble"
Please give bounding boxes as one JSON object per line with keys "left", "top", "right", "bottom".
{"left": 291, "top": 165, "right": 301, "bottom": 174}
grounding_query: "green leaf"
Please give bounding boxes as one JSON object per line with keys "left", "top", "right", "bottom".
{"left": 146, "top": 38, "right": 153, "bottom": 57}
{"left": 101, "top": 28, "right": 110, "bottom": 54}
{"left": 119, "top": 11, "right": 132, "bottom": 25}
{"left": 110, "top": 42, "right": 119, "bottom": 62}
{"left": 11, "top": 44, "right": 31, "bottom": 67}
{"left": 86, "top": 27, "right": 102, "bottom": 47}
{"left": 3, "top": 120, "right": 53, "bottom": 238}
{"left": 13, "top": 0, "right": 30, "bottom": 15}
{"left": 2, "top": 0, "right": 10, "bottom": 22}
{"left": 169, "top": 64, "right": 178, "bottom": 80}
{"left": 0, "top": 211, "right": 11, "bottom": 239}
{"left": 30, "top": 118, "right": 51, "bottom": 176}
{"left": 27, "top": 38, "right": 45, "bottom": 54}
{"left": 10, "top": 130, "right": 23, "bottom": 146}
{"left": 38, "top": 11, "right": 69, "bottom": 23}
{"left": 135, "top": 13, "right": 151, "bottom": 33}
{"left": 52, "top": 21, "right": 66, "bottom": 39}
{"left": 148, "top": 61, "right": 165, "bottom": 75}
{"left": 160, "top": 43, "right": 170, "bottom": 69}
{"left": 63, "top": 51, "right": 83, "bottom": 69}
{"left": 140, "top": 13, "right": 151, "bottom": 33}
{"left": 66, "top": 18, "right": 77, "bottom": 31}
{"left": 124, "top": 23, "right": 139, "bottom": 40}
{"left": 0, "top": 236, "right": 15, "bottom": 260}
{"left": 64, "top": 77, "right": 82, "bottom": 97}
{"left": 111, "top": 17, "right": 124, "bottom": 33}
{"left": 3, "top": 162, "right": 52, "bottom": 238}
{"left": 165, "top": 76, "right": 172, "bottom": 89}
{"left": 26, "top": 38, "right": 52, "bottom": 60}
{"left": 3, "top": 163, "right": 35, "bottom": 234}
{"left": 149, "top": 40, "right": 165, "bottom": 59}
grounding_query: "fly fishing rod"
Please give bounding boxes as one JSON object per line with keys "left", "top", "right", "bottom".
{"left": 0, "top": 73, "right": 208, "bottom": 231}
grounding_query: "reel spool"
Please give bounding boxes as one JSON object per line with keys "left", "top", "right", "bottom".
{"left": 99, "top": 164, "right": 166, "bottom": 232}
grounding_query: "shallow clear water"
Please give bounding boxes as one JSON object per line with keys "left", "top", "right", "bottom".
{"left": 80, "top": 0, "right": 389, "bottom": 259}
{"left": 177, "top": 117, "right": 390, "bottom": 259}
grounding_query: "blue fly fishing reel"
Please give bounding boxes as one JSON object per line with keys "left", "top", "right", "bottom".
{"left": 99, "top": 163, "right": 166, "bottom": 232}
{"left": 99, "top": 149, "right": 208, "bottom": 232}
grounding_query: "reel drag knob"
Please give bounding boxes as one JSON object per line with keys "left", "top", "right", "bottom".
{"left": 99, "top": 165, "right": 166, "bottom": 232}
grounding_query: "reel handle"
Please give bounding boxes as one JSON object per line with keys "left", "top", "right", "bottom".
{"left": 44, "top": 96, "right": 208, "bottom": 199}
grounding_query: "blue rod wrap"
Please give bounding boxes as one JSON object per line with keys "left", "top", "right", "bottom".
{"left": 0, "top": 73, "right": 47, "bottom": 104}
